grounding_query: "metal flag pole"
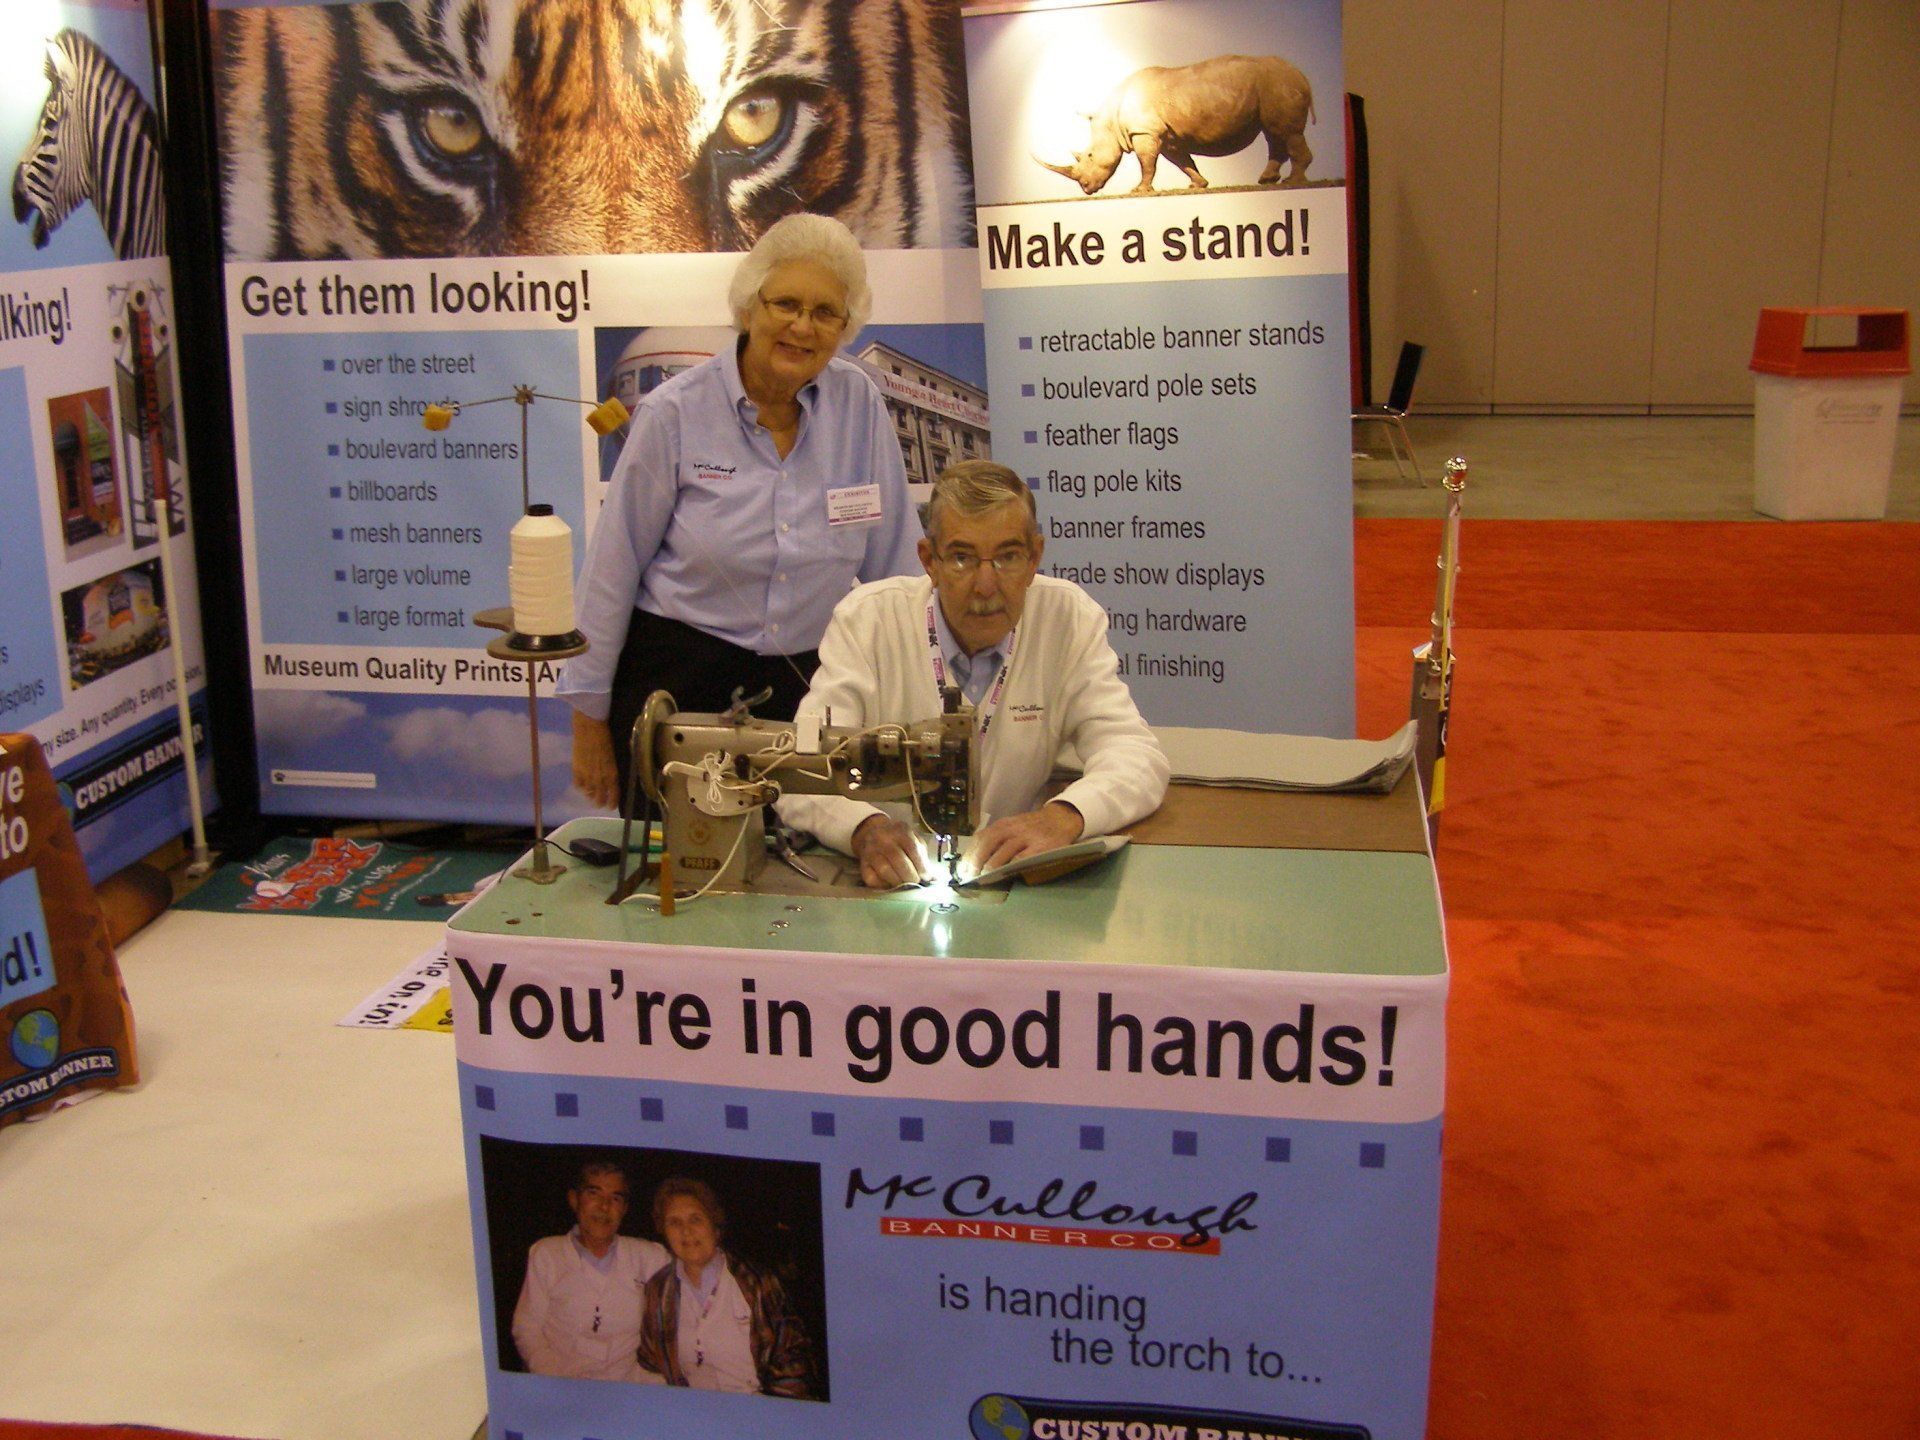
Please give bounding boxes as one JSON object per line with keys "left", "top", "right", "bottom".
{"left": 1410, "top": 456, "right": 1467, "bottom": 835}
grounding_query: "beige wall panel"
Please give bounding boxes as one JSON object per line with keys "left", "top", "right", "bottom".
{"left": 1344, "top": 1, "right": 1505, "bottom": 408}
{"left": 1649, "top": 1, "right": 1840, "bottom": 407}
{"left": 1492, "top": 1, "right": 1669, "bottom": 408}
{"left": 1820, "top": 0, "right": 1920, "bottom": 326}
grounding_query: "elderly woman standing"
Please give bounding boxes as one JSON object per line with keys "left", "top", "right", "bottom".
{"left": 636, "top": 1177, "right": 812, "bottom": 1398}
{"left": 560, "top": 214, "right": 918, "bottom": 806}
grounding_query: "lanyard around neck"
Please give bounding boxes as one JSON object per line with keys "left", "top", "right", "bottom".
{"left": 925, "top": 599, "right": 1016, "bottom": 739}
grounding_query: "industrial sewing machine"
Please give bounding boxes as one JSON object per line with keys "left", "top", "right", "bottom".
{"left": 613, "top": 687, "right": 979, "bottom": 900}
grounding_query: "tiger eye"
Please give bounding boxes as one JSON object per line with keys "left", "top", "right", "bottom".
{"left": 420, "top": 101, "right": 485, "bottom": 158}
{"left": 721, "top": 93, "right": 784, "bottom": 150}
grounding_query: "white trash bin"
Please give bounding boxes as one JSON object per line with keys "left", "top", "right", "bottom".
{"left": 1749, "top": 307, "right": 1909, "bottom": 521}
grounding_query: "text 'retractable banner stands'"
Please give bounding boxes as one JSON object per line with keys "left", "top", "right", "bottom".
{"left": 964, "top": 0, "right": 1354, "bottom": 736}
{"left": 448, "top": 868, "right": 1446, "bottom": 1440}
{"left": 208, "top": 0, "right": 983, "bottom": 824}
{"left": 1, "top": 0, "right": 213, "bottom": 879}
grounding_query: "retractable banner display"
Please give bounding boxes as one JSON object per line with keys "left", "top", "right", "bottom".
{"left": 210, "top": 0, "right": 982, "bottom": 823}
{"left": 964, "top": 0, "right": 1354, "bottom": 735}
{"left": 0, "top": 0, "right": 212, "bottom": 880}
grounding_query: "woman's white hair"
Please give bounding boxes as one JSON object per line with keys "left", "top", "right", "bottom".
{"left": 727, "top": 213, "right": 872, "bottom": 337}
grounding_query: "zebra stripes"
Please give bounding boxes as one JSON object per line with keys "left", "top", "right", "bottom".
{"left": 11, "top": 29, "right": 166, "bottom": 261}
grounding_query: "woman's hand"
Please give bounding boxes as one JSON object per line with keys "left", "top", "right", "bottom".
{"left": 572, "top": 713, "right": 619, "bottom": 810}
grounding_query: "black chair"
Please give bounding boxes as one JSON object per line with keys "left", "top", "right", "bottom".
{"left": 1353, "top": 341, "right": 1427, "bottom": 484}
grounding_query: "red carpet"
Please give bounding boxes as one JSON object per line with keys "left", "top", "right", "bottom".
{"left": 1355, "top": 520, "right": 1920, "bottom": 1439}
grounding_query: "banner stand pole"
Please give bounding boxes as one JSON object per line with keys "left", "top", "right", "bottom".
{"left": 121, "top": 284, "right": 213, "bottom": 876}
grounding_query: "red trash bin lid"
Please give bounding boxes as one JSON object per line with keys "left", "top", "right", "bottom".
{"left": 1750, "top": 306, "right": 1910, "bottom": 377}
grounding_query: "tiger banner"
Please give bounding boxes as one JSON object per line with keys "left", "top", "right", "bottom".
{"left": 0, "top": 0, "right": 215, "bottom": 880}
{"left": 210, "top": 0, "right": 985, "bottom": 826}
{"left": 963, "top": 0, "right": 1356, "bottom": 736}
{"left": 213, "top": 0, "right": 1361, "bottom": 829}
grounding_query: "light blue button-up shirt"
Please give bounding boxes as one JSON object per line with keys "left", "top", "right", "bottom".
{"left": 930, "top": 599, "right": 1006, "bottom": 708}
{"left": 558, "top": 345, "right": 919, "bottom": 719}
{"left": 568, "top": 1227, "right": 616, "bottom": 1275}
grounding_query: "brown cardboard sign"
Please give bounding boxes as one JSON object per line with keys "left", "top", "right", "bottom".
{"left": 0, "top": 733, "right": 138, "bottom": 1124}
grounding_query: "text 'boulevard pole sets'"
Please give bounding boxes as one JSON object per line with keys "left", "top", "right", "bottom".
{"left": 421, "top": 388, "right": 630, "bottom": 882}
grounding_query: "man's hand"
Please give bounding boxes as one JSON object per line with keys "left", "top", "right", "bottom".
{"left": 851, "top": 814, "right": 930, "bottom": 888}
{"left": 571, "top": 713, "right": 619, "bottom": 810}
{"left": 967, "top": 802, "right": 1084, "bottom": 877}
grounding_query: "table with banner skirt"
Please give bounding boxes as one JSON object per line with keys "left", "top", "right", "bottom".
{"left": 447, "top": 779, "right": 1446, "bottom": 1440}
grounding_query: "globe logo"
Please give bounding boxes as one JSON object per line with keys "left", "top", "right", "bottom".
{"left": 969, "top": 1395, "right": 1031, "bottom": 1440}
{"left": 11, "top": 1009, "right": 60, "bottom": 1070}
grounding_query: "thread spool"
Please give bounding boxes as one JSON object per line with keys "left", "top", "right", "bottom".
{"left": 508, "top": 505, "right": 582, "bottom": 649}
{"left": 586, "top": 396, "right": 630, "bottom": 435}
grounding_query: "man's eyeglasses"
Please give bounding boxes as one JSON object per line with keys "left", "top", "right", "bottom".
{"left": 936, "top": 549, "right": 1035, "bottom": 579}
{"left": 759, "top": 293, "right": 848, "bottom": 332}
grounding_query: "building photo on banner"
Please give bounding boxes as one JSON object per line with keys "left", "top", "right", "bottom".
{"left": 0, "top": 0, "right": 212, "bottom": 883}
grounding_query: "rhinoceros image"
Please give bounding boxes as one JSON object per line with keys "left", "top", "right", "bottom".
{"left": 1035, "top": 54, "right": 1316, "bottom": 195}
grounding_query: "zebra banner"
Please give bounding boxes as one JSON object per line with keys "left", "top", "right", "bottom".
{"left": 0, "top": 0, "right": 214, "bottom": 880}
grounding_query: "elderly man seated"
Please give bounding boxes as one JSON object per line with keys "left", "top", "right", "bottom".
{"left": 778, "top": 460, "right": 1168, "bottom": 886}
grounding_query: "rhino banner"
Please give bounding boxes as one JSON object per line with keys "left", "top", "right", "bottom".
{"left": 963, "top": 0, "right": 1354, "bottom": 735}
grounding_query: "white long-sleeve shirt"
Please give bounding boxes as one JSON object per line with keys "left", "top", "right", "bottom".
{"left": 776, "top": 575, "right": 1169, "bottom": 855}
{"left": 511, "top": 1231, "right": 669, "bottom": 1381}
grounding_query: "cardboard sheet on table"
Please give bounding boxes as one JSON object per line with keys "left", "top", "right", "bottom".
{"left": 958, "top": 834, "right": 1130, "bottom": 887}
{"left": 1154, "top": 720, "right": 1417, "bottom": 791}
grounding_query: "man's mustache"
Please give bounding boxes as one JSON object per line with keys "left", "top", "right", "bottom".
{"left": 966, "top": 598, "right": 1007, "bottom": 616}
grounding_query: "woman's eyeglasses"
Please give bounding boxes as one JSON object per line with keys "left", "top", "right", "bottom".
{"left": 759, "top": 294, "right": 848, "bottom": 332}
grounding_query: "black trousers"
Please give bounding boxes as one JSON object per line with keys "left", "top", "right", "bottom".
{"left": 606, "top": 608, "right": 819, "bottom": 796}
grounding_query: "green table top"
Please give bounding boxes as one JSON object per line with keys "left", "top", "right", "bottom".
{"left": 451, "top": 817, "right": 1446, "bottom": 979}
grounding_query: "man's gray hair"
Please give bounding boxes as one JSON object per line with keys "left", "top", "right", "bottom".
{"left": 572, "top": 1159, "right": 629, "bottom": 1194}
{"left": 727, "top": 213, "right": 872, "bottom": 336}
{"left": 925, "top": 460, "right": 1038, "bottom": 543}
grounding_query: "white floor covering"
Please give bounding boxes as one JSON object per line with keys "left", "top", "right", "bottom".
{"left": 0, "top": 910, "right": 486, "bottom": 1440}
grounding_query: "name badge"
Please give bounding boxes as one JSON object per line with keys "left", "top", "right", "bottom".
{"left": 826, "top": 483, "right": 883, "bottom": 526}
